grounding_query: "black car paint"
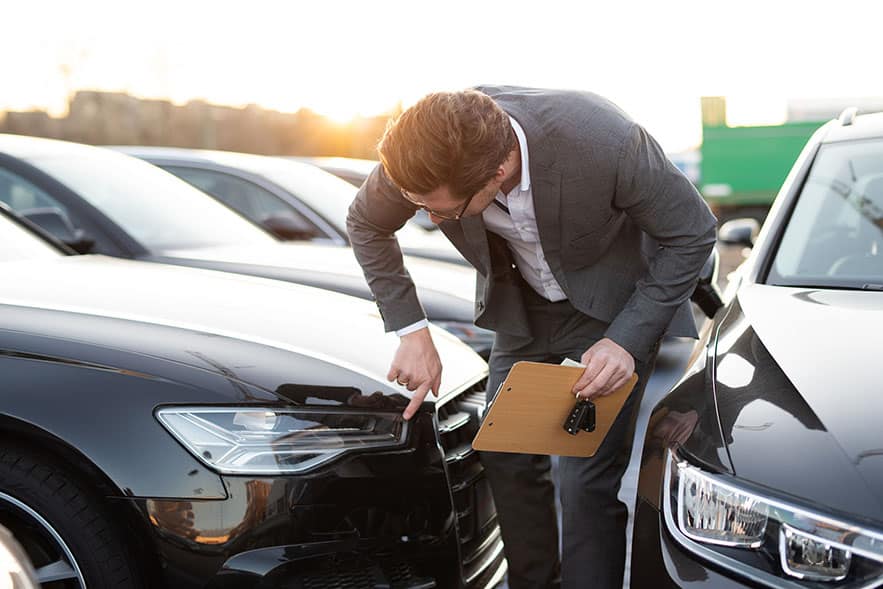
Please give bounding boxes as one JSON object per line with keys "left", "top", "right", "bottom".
{"left": 0, "top": 280, "right": 501, "bottom": 587}
{"left": 630, "top": 118, "right": 883, "bottom": 587}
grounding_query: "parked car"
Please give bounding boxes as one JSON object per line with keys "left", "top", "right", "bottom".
{"left": 631, "top": 109, "right": 883, "bottom": 587}
{"left": 113, "top": 147, "right": 461, "bottom": 264}
{"left": 285, "top": 156, "right": 440, "bottom": 232}
{"left": 0, "top": 134, "right": 494, "bottom": 358}
{"left": 0, "top": 206, "right": 503, "bottom": 588}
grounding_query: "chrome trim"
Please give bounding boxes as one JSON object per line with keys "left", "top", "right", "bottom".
{"left": 445, "top": 443, "right": 476, "bottom": 465}
{"left": 481, "top": 557, "right": 508, "bottom": 589}
{"left": 438, "top": 411, "right": 471, "bottom": 434}
{"left": 0, "top": 491, "right": 86, "bottom": 587}
{"left": 464, "top": 528, "right": 505, "bottom": 585}
{"left": 463, "top": 525, "right": 503, "bottom": 566}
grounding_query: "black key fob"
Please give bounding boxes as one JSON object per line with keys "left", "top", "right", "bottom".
{"left": 563, "top": 398, "right": 596, "bottom": 435}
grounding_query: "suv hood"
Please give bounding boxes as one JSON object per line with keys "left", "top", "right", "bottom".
{"left": 716, "top": 284, "right": 883, "bottom": 522}
{"left": 0, "top": 256, "right": 487, "bottom": 402}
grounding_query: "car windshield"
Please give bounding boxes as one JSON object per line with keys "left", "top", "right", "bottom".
{"left": 767, "top": 139, "right": 883, "bottom": 289}
{"left": 0, "top": 213, "right": 62, "bottom": 262}
{"left": 25, "top": 149, "right": 276, "bottom": 251}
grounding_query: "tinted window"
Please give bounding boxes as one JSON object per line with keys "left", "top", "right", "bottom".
{"left": 768, "top": 139, "right": 883, "bottom": 288}
{"left": 23, "top": 148, "right": 275, "bottom": 251}
{"left": 163, "top": 166, "right": 326, "bottom": 239}
{"left": 0, "top": 167, "right": 70, "bottom": 216}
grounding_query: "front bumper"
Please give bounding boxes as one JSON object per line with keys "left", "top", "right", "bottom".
{"left": 130, "top": 383, "right": 505, "bottom": 588}
{"left": 632, "top": 497, "right": 754, "bottom": 588}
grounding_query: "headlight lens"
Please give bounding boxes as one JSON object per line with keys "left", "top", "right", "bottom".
{"left": 678, "top": 463, "right": 768, "bottom": 547}
{"left": 157, "top": 407, "right": 408, "bottom": 475}
{"left": 665, "top": 450, "right": 883, "bottom": 586}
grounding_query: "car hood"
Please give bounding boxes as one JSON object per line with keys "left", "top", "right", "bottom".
{"left": 0, "top": 256, "right": 487, "bottom": 403}
{"left": 159, "top": 241, "right": 476, "bottom": 303}
{"left": 716, "top": 284, "right": 883, "bottom": 522}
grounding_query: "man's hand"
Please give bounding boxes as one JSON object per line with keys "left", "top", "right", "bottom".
{"left": 388, "top": 327, "right": 443, "bottom": 420}
{"left": 572, "top": 338, "right": 635, "bottom": 400}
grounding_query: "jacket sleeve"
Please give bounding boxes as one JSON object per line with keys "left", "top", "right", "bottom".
{"left": 603, "top": 123, "right": 718, "bottom": 361}
{"left": 346, "top": 163, "right": 426, "bottom": 332}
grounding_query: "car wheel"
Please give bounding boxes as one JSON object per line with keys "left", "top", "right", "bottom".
{"left": 0, "top": 448, "right": 143, "bottom": 588}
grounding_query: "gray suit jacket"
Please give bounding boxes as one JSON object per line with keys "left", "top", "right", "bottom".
{"left": 346, "top": 86, "right": 717, "bottom": 361}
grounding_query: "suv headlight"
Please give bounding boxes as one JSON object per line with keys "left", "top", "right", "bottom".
{"left": 157, "top": 407, "right": 408, "bottom": 475}
{"left": 664, "top": 449, "right": 883, "bottom": 586}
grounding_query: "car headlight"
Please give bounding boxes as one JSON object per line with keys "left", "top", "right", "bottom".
{"left": 664, "top": 449, "right": 883, "bottom": 586}
{"left": 156, "top": 407, "right": 408, "bottom": 475}
{"left": 433, "top": 321, "right": 494, "bottom": 355}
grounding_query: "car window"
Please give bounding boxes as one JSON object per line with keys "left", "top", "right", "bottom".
{"left": 22, "top": 149, "right": 276, "bottom": 251}
{"left": 0, "top": 167, "right": 70, "bottom": 217}
{"left": 768, "top": 139, "right": 883, "bottom": 288}
{"left": 162, "top": 166, "right": 327, "bottom": 239}
{"left": 0, "top": 212, "right": 62, "bottom": 261}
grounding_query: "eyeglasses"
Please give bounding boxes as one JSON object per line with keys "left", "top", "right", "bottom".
{"left": 400, "top": 188, "right": 476, "bottom": 221}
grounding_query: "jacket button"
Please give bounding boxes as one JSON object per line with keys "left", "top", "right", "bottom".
{"left": 477, "top": 301, "right": 484, "bottom": 310}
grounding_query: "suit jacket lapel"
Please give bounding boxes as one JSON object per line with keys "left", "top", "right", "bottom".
{"left": 531, "top": 165, "right": 563, "bottom": 270}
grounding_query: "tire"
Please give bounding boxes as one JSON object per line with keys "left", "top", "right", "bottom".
{"left": 0, "top": 448, "right": 142, "bottom": 589}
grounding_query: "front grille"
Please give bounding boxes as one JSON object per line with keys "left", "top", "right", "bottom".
{"left": 437, "top": 377, "right": 506, "bottom": 587}
{"left": 297, "top": 554, "right": 436, "bottom": 589}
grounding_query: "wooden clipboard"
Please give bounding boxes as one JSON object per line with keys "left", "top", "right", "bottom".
{"left": 472, "top": 361, "right": 638, "bottom": 457}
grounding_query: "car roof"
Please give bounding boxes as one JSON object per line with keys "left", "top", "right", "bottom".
{"left": 110, "top": 145, "right": 319, "bottom": 176}
{"left": 0, "top": 133, "right": 107, "bottom": 159}
{"left": 822, "top": 111, "right": 883, "bottom": 143}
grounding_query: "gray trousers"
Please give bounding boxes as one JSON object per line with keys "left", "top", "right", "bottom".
{"left": 479, "top": 286, "right": 658, "bottom": 589}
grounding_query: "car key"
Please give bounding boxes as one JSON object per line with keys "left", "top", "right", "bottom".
{"left": 563, "top": 397, "right": 596, "bottom": 435}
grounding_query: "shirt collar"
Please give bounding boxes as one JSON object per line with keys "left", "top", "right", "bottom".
{"left": 508, "top": 116, "right": 531, "bottom": 192}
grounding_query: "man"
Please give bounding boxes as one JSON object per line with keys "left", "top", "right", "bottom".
{"left": 346, "top": 86, "right": 716, "bottom": 589}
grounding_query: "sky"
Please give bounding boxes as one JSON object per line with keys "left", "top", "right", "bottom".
{"left": 3, "top": 0, "right": 883, "bottom": 151}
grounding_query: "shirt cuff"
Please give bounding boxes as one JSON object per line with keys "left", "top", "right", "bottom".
{"left": 395, "top": 319, "right": 429, "bottom": 337}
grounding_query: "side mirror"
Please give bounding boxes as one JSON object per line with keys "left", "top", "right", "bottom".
{"left": 260, "top": 214, "right": 320, "bottom": 241}
{"left": 691, "top": 249, "right": 724, "bottom": 318}
{"left": 719, "top": 218, "right": 760, "bottom": 248}
{"left": 20, "top": 207, "right": 95, "bottom": 254}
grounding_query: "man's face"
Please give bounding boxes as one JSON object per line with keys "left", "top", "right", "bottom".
{"left": 402, "top": 176, "right": 502, "bottom": 224}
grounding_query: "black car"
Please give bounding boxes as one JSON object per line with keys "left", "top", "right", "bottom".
{"left": 0, "top": 208, "right": 503, "bottom": 588}
{"left": 0, "top": 134, "right": 494, "bottom": 358}
{"left": 631, "top": 109, "right": 883, "bottom": 587}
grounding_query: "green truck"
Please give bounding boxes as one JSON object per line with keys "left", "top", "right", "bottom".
{"left": 699, "top": 120, "right": 824, "bottom": 224}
